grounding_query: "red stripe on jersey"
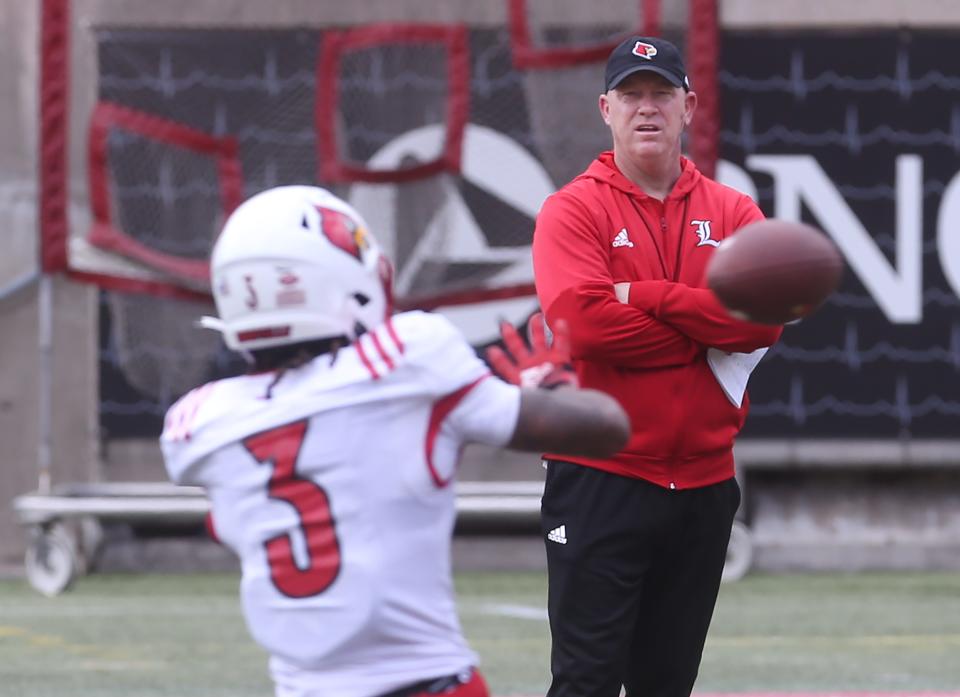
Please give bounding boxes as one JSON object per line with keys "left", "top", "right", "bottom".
{"left": 424, "top": 374, "right": 490, "bottom": 488}
{"left": 385, "top": 317, "right": 405, "bottom": 354}
{"left": 369, "top": 329, "right": 395, "bottom": 371}
{"left": 204, "top": 511, "right": 221, "bottom": 544}
{"left": 354, "top": 337, "right": 380, "bottom": 380}
{"left": 182, "top": 384, "right": 213, "bottom": 441}
{"left": 167, "top": 382, "right": 214, "bottom": 443}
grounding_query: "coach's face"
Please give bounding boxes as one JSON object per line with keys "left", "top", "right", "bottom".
{"left": 599, "top": 71, "right": 696, "bottom": 165}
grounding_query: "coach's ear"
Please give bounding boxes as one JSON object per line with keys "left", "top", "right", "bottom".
{"left": 683, "top": 88, "right": 698, "bottom": 127}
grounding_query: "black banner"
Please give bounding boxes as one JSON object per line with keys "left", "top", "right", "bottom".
{"left": 722, "top": 31, "right": 960, "bottom": 438}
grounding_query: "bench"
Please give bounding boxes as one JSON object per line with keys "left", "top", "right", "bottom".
{"left": 11, "top": 480, "right": 546, "bottom": 596}
{"left": 12, "top": 477, "right": 754, "bottom": 595}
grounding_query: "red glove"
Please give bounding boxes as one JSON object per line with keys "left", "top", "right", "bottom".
{"left": 486, "top": 312, "right": 578, "bottom": 389}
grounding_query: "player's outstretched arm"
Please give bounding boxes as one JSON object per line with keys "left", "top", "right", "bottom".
{"left": 487, "top": 313, "right": 630, "bottom": 458}
{"left": 508, "top": 387, "right": 630, "bottom": 458}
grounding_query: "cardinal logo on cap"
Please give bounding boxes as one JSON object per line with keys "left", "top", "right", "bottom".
{"left": 631, "top": 41, "right": 657, "bottom": 60}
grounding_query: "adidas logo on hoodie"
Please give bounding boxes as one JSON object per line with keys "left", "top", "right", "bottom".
{"left": 612, "top": 228, "right": 634, "bottom": 248}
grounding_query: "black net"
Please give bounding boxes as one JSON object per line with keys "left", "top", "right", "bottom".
{"left": 87, "top": 8, "right": 705, "bottom": 439}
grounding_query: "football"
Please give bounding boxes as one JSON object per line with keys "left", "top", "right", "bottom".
{"left": 706, "top": 219, "right": 844, "bottom": 324}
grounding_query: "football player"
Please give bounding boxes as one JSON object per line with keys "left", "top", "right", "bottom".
{"left": 161, "top": 186, "right": 629, "bottom": 697}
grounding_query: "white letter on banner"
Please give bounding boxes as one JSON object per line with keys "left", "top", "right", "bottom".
{"left": 716, "top": 160, "right": 760, "bottom": 202}
{"left": 936, "top": 169, "right": 960, "bottom": 301}
{"left": 746, "top": 154, "right": 922, "bottom": 324}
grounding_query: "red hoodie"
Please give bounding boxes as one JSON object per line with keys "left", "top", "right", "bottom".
{"left": 533, "top": 152, "right": 782, "bottom": 489}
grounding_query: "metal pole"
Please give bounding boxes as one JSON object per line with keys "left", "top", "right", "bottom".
{"left": 38, "top": 275, "right": 53, "bottom": 494}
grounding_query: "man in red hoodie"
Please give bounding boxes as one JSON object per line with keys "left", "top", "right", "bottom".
{"left": 532, "top": 36, "right": 783, "bottom": 697}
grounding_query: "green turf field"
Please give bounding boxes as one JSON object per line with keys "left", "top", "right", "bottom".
{"left": 1, "top": 571, "right": 959, "bottom": 696}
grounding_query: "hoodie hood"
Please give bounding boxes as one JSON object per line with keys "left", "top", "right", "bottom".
{"left": 575, "top": 151, "right": 702, "bottom": 201}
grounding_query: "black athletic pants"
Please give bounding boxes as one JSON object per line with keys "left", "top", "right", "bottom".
{"left": 541, "top": 460, "right": 741, "bottom": 697}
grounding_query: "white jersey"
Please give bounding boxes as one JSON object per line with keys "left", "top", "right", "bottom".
{"left": 160, "top": 311, "right": 521, "bottom": 697}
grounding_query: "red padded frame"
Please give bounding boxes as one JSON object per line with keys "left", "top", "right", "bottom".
{"left": 86, "top": 101, "right": 244, "bottom": 285}
{"left": 395, "top": 283, "right": 538, "bottom": 312}
{"left": 508, "top": 0, "right": 719, "bottom": 177}
{"left": 66, "top": 269, "right": 213, "bottom": 302}
{"left": 686, "top": 0, "right": 719, "bottom": 179}
{"left": 39, "top": 0, "right": 70, "bottom": 272}
{"left": 39, "top": 3, "right": 716, "bottom": 296}
{"left": 317, "top": 24, "right": 469, "bottom": 183}
{"left": 508, "top": 0, "right": 660, "bottom": 69}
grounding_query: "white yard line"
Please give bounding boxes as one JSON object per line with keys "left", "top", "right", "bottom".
{"left": 467, "top": 602, "right": 548, "bottom": 621}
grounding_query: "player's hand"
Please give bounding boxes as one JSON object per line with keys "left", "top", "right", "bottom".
{"left": 486, "top": 313, "right": 578, "bottom": 389}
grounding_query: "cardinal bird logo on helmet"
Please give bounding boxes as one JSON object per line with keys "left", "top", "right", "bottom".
{"left": 315, "top": 205, "right": 370, "bottom": 261}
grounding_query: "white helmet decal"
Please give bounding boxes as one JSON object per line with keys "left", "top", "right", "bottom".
{"left": 203, "top": 186, "right": 390, "bottom": 351}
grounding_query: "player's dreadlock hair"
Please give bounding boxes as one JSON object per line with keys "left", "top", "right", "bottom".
{"left": 249, "top": 336, "right": 348, "bottom": 398}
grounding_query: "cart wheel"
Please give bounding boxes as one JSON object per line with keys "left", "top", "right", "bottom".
{"left": 74, "top": 516, "right": 104, "bottom": 576}
{"left": 25, "top": 524, "right": 78, "bottom": 596}
{"left": 722, "top": 520, "right": 753, "bottom": 583}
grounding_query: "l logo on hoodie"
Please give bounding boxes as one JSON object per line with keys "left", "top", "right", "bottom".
{"left": 690, "top": 219, "right": 719, "bottom": 247}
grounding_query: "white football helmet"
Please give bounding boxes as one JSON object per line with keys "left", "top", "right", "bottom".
{"left": 203, "top": 186, "right": 392, "bottom": 351}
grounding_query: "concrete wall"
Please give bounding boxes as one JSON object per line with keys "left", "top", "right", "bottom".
{"left": 0, "top": 0, "right": 39, "bottom": 293}
{"left": 0, "top": 1, "right": 99, "bottom": 568}
{"left": 0, "top": 0, "right": 44, "bottom": 568}
{"left": 0, "top": 276, "right": 98, "bottom": 568}
{"left": 722, "top": 0, "right": 960, "bottom": 28}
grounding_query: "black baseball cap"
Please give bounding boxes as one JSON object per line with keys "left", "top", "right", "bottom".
{"left": 604, "top": 36, "right": 690, "bottom": 92}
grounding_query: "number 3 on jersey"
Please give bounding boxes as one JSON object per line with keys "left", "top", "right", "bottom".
{"left": 243, "top": 420, "right": 341, "bottom": 598}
